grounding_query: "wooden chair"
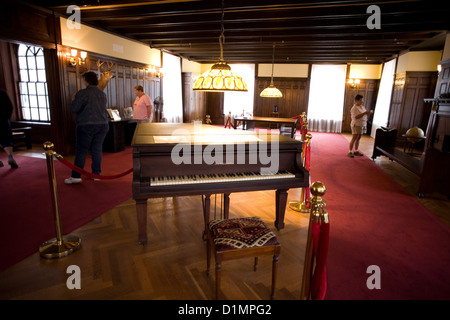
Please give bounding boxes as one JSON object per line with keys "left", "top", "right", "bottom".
{"left": 12, "top": 127, "right": 32, "bottom": 151}
{"left": 280, "top": 118, "right": 298, "bottom": 138}
{"left": 206, "top": 216, "right": 281, "bottom": 299}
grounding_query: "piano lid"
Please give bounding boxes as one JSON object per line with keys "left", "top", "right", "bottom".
{"left": 131, "top": 123, "right": 299, "bottom": 146}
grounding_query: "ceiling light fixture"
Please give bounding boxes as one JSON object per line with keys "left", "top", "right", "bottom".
{"left": 260, "top": 44, "right": 282, "bottom": 98}
{"left": 193, "top": 0, "right": 247, "bottom": 92}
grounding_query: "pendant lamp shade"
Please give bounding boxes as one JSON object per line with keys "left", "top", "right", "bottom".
{"left": 260, "top": 82, "right": 283, "bottom": 98}
{"left": 193, "top": 61, "right": 248, "bottom": 92}
{"left": 193, "top": 1, "right": 247, "bottom": 92}
{"left": 260, "top": 44, "right": 282, "bottom": 98}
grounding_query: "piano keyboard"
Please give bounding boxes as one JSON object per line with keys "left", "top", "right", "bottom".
{"left": 150, "top": 171, "right": 295, "bottom": 186}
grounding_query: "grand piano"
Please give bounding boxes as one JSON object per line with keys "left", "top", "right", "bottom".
{"left": 132, "top": 123, "right": 309, "bottom": 245}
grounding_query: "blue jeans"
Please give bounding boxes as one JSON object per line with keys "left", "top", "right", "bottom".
{"left": 72, "top": 123, "right": 109, "bottom": 179}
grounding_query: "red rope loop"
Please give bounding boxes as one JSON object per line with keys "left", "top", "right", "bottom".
{"left": 310, "top": 221, "right": 330, "bottom": 300}
{"left": 58, "top": 157, "right": 132, "bottom": 180}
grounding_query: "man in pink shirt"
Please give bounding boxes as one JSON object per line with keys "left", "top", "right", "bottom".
{"left": 133, "top": 85, "right": 153, "bottom": 123}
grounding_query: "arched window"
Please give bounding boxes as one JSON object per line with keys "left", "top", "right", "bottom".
{"left": 17, "top": 44, "right": 50, "bottom": 121}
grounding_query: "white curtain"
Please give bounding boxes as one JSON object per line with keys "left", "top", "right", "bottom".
{"left": 224, "top": 64, "right": 255, "bottom": 122}
{"left": 307, "top": 64, "right": 347, "bottom": 132}
{"left": 370, "top": 59, "right": 397, "bottom": 138}
{"left": 162, "top": 52, "right": 183, "bottom": 123}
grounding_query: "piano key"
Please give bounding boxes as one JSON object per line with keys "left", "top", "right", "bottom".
{"left": 149, "top": 171, "right": 296, "bottom": 186}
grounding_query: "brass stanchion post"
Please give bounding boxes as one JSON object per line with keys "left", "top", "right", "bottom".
{"left": 39, "top": 141, "right": 81, "bottom": 259}
{"left": 300, "top": 181, "right": 327, "bottom": 300}
{"left": 289, "top": 132, "right": 312, "bottom": 213}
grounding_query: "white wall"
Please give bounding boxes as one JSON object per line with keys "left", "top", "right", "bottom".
{"left": 258, "top": 64, "right": 309, "bottom": 78}
{"left": 181, "top": 58, "right": 202, "bottom": 74}
{"left": 348, "top": 64, "right": 382, "bottom": 79}
{"left": 442, "top": 33, "right": 450, "bottom": 61}
{"left": 60, "top": 17, "right": 161, "bottom": 66}
{"left": 396, "top": 51, "right": 441, "bottom": 73}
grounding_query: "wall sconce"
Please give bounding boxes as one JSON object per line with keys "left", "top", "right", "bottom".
{"left": 347, "top": 78, "right": 360, "bottom": 88}
{"left": 67, "top": 49, "right": 87, "bottom": 66}
{"left": 146, "top": 66, "right": 164, "bottom": 78}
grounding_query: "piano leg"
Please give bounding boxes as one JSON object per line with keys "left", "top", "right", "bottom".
{"left": 223, "top": 193, "right": 230, "bottom": 219}
{"left": 202, "top": 194, "right": 211, "bottom": 241}
{"left": 275, "top": 189, "right": 288, "bottom": 230}
{"left": 136, "top": 199, "right": 148, "bottom": 245}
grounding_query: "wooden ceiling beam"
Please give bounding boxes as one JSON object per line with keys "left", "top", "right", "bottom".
{"left": 26, "top": 0, "right": 450, "bottom": 64}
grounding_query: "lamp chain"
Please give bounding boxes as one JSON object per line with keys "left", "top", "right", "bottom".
{"left": 219, "top": 0, "right": 225, "bottom": 61}
{"left": 271, "top": 43, "right": 275, "bottom": 85}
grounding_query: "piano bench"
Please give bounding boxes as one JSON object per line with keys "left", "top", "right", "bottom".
{"left": 206, "top": 216, "right": 281, "bottom": 300}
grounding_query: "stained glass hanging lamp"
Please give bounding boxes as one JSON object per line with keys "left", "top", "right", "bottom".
{"left": 260, "top": 44, "right": 283, "bottom": 98}
{"left": 193, "top": 1, "right": 248, "bottom": 92}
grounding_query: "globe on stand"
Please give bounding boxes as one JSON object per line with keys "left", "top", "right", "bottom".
{"left": 405, "top": 127, "right": 425, "bottom": 143}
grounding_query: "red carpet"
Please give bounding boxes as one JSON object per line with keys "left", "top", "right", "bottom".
{"left": 0, "top": 148, "right": 133, "bottom": 272}
{"left": 309, "top": 132, "right": 450, "bottom": 299}
{"left": 2, "top": 134, "right": 450, "bottom": 299}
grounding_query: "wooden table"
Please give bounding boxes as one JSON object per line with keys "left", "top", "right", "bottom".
{"left": 103, "top": 119, "right": 137, "bottom": 153}
{"left": 233, "top": 116, "right": 297, "bottom": 138}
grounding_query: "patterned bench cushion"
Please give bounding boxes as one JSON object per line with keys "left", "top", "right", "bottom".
{"left": 209, "top": 217, "right": 279, "bottom": 251}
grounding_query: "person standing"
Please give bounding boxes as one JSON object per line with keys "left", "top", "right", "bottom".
{"left": 348, "top": 94, "right": 373, "bottom": 158}
{"left": 0, "top": 89, "right": 18, "bottom": 169}
{"left": 133, "top": 85, "right": 153, "bottom": 123}
{"left": 65, "top": 72, "right": 109, "bottom": 184}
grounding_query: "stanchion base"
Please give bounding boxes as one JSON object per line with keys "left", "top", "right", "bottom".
{"left": 289, "top": 201, "right": 310, "bottom": 213}
{"left": 39, "top": 235, "right": 81, "bottom": 259}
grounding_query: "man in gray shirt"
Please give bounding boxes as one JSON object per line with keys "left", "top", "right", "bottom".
{"left": 65, "top": 72, "right": 109, "bottom": 184}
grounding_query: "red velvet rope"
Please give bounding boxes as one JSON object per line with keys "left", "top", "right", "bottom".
{"left": 58, "top": 157, "right": 132, "bottom": 180}
{"left": 310, "top": 222, "right": 330, "bottom": 300}
{"left": 224, "top": 116, "right": 235, "bottom": 129}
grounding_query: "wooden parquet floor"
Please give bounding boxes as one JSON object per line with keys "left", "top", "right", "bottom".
{"left": 2, "top": 133, "right": 449, "bottom": 300}
{"left": 0, "top": 188, "right": 309, "bottom": 300}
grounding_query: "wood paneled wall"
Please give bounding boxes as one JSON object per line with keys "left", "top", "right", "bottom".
{"left": 388, "top": 71, "right": 438, "bottom": 140}
{"left": 195, "top": 76, "right": 381, "bottom": 132}
{"left": 0, "top": 0, "right": 58, "bottom": 50}
{"left": 182, "top": 72, "right": 206, "bottom": 123}
{"left": 435, "top": 58, "right": 450, "bottom": 97}
{"left": 0, "top": 1, "right": 60, "bottom": 147}
{"left": 60, "top": 50, "right": 161, "bottom": 153}
{"left": 253, "top": 78, "right": 309, "bottom": 119}
{"left": 0, "top": 1, "right": 163, "bottom": 155}
{"left": 342, "top": 79, "right": 380, "bottom": 133}
{"left": 63, "top": 53, "right": 161, "bottom": 119}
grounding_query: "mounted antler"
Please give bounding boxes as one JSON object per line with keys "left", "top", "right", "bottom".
{"left": 97, "top": 59, "right": 115, "bottom": 90}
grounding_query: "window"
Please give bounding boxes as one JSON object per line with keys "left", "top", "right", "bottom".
{"left": 224, "top": 64, "right": 255, "bottom": 119}
{"left": 17, "top": 44, "right": 50, "bottom": 121}
{"left": 370, "top": 59, "right": 396, "bottom": 138}
{"left": 307, "top": 64, "right": 347, "bottom": 133}
{"left": 162, "top": 52, "right": 183, "bottom": 123}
